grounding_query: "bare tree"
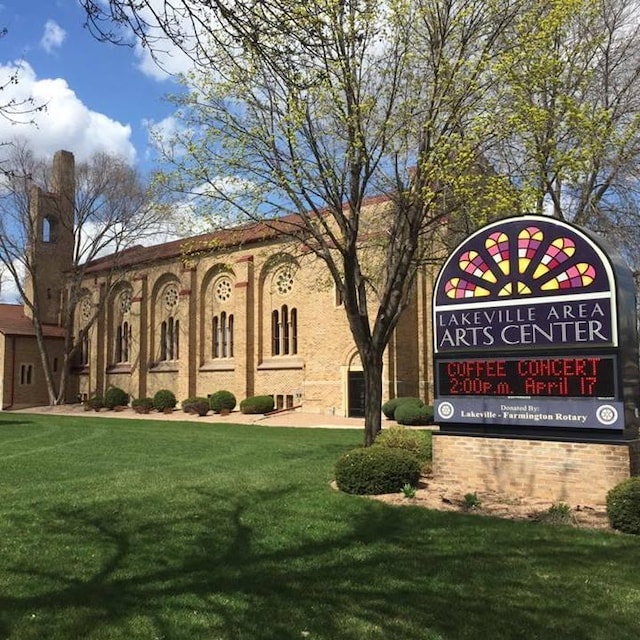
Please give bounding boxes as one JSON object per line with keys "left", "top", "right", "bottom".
{"left": 0, "top": 29, "right": 47, "bottom": 129}
{"left": 0, "top": 141, "right": 163, "bottom": 405}
{"left": 78, "top": 0, "right": 523, "bottom": 444}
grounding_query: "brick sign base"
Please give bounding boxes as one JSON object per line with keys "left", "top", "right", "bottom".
{"left": 433, "top": 434, "right": 640, "bottom": 505}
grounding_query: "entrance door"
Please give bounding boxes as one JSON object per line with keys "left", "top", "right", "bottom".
{"left": 348, "top": 371, "right": 366, "bottom": 417}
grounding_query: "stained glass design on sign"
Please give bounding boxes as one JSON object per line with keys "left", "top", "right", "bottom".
{"left": 485, "top": 231, "right": 510, "bottom": 275}
{"left": 442, "top": 223, "right": 597, "bottom": 300}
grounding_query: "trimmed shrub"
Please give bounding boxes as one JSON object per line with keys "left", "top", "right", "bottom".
{"left": 395, "top": 402, "right": 434, "bottom": 426}
{"left": 209, "top": 390, "right": 237, "bottom": 413}
{"left": 153, "top": 389, "right": 177, "bottom": 412}
{"left": 240, "top": 395, "right": 275, "bottom": 414}
{"left": 131, "top": 397, "right": 154, "bottom": 414}
{"left": 375, "top": 425, "right": 432, "bottom": 463}
{"left": 606, "top": 477, "right": 640, "bottom": 534}
{"left": 104, "top": 386, "right": 129, "bottom": 410}
{"left": 182, "top": 397, "right": 209, "bottom": 414}
{"left": 382, "top": 397, "right": 423, "bottom": 420}
{"left": 335, "top": 446, "right": 421, "bottom": 495}
{"left": 191, "top": 399, "right": 210, "bottom": 416}
{"left": 86, "top": 394, "right": 104, "bottom": 411}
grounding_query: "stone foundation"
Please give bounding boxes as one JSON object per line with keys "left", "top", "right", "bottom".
{"left": 433, "top": 434, "right": 640, "bottom": 505}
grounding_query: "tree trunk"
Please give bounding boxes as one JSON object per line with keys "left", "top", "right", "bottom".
{"left": 362, "top": 350, "right": 384, "bottom": 447}
{"left": 31, "top": 320, "right": 58, "bottom": 405}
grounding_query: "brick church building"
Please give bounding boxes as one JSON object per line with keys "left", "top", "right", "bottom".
{"left": 0, "top": 151, "right": 436, "bottom": 415}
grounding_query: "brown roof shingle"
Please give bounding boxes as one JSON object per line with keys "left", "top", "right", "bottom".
{"left": 82, "top": 194, "right": 392, "bottom": 275}
{"left": 0, "top": 304, "right": 65, "bottom": 338}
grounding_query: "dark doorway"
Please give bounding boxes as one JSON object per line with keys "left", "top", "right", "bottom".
{"left": 348, "top": 371, "right": 366, "bottom": 417}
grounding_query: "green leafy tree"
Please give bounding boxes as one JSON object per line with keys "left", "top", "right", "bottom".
{"left": 488, "top": 0, "right": 640, "bottom": 272}
{"left": 79, "top": 0, "right": 522, "bottom": 445}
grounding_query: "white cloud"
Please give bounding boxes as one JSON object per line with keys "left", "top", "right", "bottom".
{"left": 117, "top": 0, "right": 204, "bottom": 81}
{"left": 40, "top": 20, "right": 66, "bottom": 54}
{"left": 0, "top": 260, "right": 24, "bottom": 304}
{"left": 134, "top": 40, "right": 193, "bottom": 82}
{"left": 0, "top": 60, "right": 136, "bottom": 164}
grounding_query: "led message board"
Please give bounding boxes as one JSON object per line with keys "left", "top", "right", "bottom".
{"left": 437, "top": 356, "right": 616, "bottom": 398}
{"left": 432, "top": 215, "right": 639, "bottom": 437}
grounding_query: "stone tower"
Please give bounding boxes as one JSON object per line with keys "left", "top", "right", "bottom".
{"left": 24, "top": 150, "right": 75, "bottom": 325}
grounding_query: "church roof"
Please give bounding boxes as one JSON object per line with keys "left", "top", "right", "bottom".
{"left": 82, "top": 214, "right": 302, "bottom": 275}
{"left": 82, "top": 194, "right": 392, "bottom": 275}
{"left": 0, "top": 304, "right": 65, "bottom": 338}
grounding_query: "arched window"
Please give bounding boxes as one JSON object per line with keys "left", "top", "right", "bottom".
{"left": 160, "top": 316, "right": 179, "bottom": 361}
{"left": 272, "top": 309, "right": 280, "bottom": 356}
{"left": 212, "top": 312, "right": 234, "bottom": 359}
{"left": 116, "top": 320, "right": 131, "bottom": 363}
{"left": 113, "top": 289, "right": 132, "bottom": 364}
{"left": 80, "top": 332, "right": 90, "bottom": 366}
{"left": 174, "top": 319, "right": 180, "bottom": 360}
{"left": 158, "top": 283, "right": 180, "bottom": 362}
{"left": 282, "top": 305, "right": 290, "bottom": 355}
{"left": 209, "top": 276, "right": 234, "bottom": 361}
{"left": 212, "top": 316, "right": 219, "bottom": 358}
{"left": 290, "top": 308, "right": 298, "bottom": 355}
{"left": 272, "top": 306, "right": 298, "bottom": 356}
{"left": 76, "top": 296, "right": 93, "bottom": 369}
{"left": 42, "top": 216, "right": 56, "bottom": 243}
{"left": 160, "top": 320, "right": 167, "bottom": 360}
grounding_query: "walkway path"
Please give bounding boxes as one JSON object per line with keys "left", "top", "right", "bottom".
{"left": 10, "top": 404, "right": 369, "bottom": 430}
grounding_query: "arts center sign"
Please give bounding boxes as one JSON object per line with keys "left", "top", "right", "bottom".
{"left": 432, "top": 215, "right": 639, "bottom": 440}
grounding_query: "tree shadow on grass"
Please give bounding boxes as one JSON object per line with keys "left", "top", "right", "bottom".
{"left": 1, "top": 486, "right": 640, "bottom": 640}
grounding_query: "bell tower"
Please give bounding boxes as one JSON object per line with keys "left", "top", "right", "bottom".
{"left": 24, "top": 150, "right": 75, "bottom": 325}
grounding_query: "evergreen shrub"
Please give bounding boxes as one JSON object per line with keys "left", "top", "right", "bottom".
{"left": 375, "top": 425, "right": 432, "bottom": 463}
{"left": 335, "top": 446, "right": 420, "bottom": 495}
{"left": 606, "top": 477, "right": 640, "bottom": 534}
{"left": 382, "top": 397, "right": 423, "bottom": 420}
{"left": 240, "top": 395, "right": 275, "bottom": 414}
{"left": 191, "top": 399, "right": 210, "bottom": 416}
{"left": 132, "top": 397, "right": 154, "bottom": 413}
{"left": 153, "top": 389, "right": 177, "bottom": 412}
{"left": 86, "top": 395, "right": 104, "bottom": 411}
{"left": 104, "top": 386, "right": 129, "bottom": 410}
{"left": 395, "top": 401, "right": 434, "bottom": 426}
{"left": 182, "top": 397, "right": 209, "bottom": 414}
{"left": 209, "top": 390, "right": 237, "bottom": 413}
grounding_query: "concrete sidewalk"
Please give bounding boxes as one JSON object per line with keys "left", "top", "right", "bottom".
{"left": 9, "top": 404, "right": 369, "bottom": 429}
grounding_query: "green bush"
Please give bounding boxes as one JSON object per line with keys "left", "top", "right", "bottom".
{"left": 153, "top": 389, "right": 177, "bottom": 412}
{"left": 395, "top": 402, "right": 434, "bottom": 426}
{"left": 606, "top": 477, "right": 640, "bottom": 534}
{"left": 382, "top": 397, "right": 423, "bottom": 420}
{"left": 209, "top": 390, "right": 237, "bottom": 413}
{"left": 374, "top": 425, "right": 432, "bottom": 463}
{"left": 131, "top": 397, "right": 154, "bottom": 413}
{"left": 104, "top": 386, "right": 129, "bottom": 410}
{"left": 86, "top": 394, "right": 104, "bottom": 411}
{"left": 240, "top": 395, "right": 275, "bottom": 414}
{"left": 335, "top": 446, "right": 421, "bottom": 495}
{"left": 182, "top": 397, "right": 209, "bottom": 414}
{"left": 191, "top": 399, "right": 210, "bottom": 416}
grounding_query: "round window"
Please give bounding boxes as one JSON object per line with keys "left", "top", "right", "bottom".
{"left": 81, "top": 297, "right": 93, "bottom": 321}
{"left": 120, "top": 290, "right": 132, "bottom": 314}
{"left": 215, "top": 278, "right": 233, "bottom": 303}
{"left": 164, "top": 284, "right": 179, "bottom": 309}
{"left": 275, "top": 267, "right": 295, "bottom": 296}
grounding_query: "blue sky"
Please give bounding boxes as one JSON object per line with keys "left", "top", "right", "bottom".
{"left": 0, "top": 0, "right": 183, "bottom": 172}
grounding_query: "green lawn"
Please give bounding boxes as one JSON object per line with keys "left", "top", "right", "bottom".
{"left": 0, "top": 413, "right": 639, "bottom": 640}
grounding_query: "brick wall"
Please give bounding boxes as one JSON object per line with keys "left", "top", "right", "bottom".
{"left": 433, "top": 433, "right": 640, "bottom": 504}
{"left": 2, "top": 335, "right": 66, "bottom": 408}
